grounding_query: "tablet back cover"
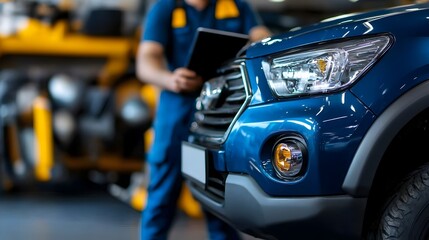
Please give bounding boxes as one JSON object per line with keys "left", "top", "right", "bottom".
{"left": 186, "top": 27, "right": 249, "bottom": 80}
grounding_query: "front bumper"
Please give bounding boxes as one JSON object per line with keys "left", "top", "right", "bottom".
{"left": 185, "top": 89, "right": 374, "bottom": 239}
{"left": 187, "top": 173, "right": 367, "bottom": 240}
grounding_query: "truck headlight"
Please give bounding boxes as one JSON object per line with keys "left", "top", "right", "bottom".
{"left": 262, "top": 35, "right": 392, "bottom": 98}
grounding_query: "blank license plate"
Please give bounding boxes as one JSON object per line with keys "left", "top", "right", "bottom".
{"left": 181, "top": 142, "right": 206, "bottom": 185}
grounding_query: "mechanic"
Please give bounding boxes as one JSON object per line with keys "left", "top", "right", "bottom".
{"left": 136, "top": 0, "right": 271, "bottom": 239}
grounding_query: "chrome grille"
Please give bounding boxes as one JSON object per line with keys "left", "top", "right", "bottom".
{"left": 191, "top": 60, "right": 250, "bottom": 146}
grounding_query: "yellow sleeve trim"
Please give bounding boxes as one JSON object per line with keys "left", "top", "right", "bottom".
{"left": 172, "top": 8, "right": 187, "bottom": 28}
{"left": 215, "top": 0, "right": 239, "bottom": 20}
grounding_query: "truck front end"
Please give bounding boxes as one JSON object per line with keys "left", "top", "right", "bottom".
{"left": 181, "top": 3, "right": 429, "bottom": 239}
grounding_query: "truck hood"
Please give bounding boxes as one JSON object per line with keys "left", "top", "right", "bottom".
{"left": 246, "top": 2, "right": 429, "bottom": 58}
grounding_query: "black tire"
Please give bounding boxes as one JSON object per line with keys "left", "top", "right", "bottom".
{"left": 378, "top": 164, "right": 429, "bottom": 240}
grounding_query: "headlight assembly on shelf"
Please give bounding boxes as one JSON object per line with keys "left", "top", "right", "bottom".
{"left": 262, "top": 35, "right": 392, "bottom": 98}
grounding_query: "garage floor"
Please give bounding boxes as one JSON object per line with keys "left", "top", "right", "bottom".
{"left": 0, "top": 183, "right": 261, "bottom": 240}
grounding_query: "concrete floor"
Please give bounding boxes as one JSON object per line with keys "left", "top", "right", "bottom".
{"left": 0, "top": 183, "right": 262, "bottom": 240}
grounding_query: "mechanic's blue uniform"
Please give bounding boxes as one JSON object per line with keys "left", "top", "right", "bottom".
{"left": 140, "top": 0, "right": 262, "bottom": 239}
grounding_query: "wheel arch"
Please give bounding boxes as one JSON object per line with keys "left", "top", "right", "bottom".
{"left": 343, "top": 80, "right": 429, "bottom": 197}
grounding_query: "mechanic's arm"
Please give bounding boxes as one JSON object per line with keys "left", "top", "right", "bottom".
{"left": 136, "top": 41, "right": 203, "bottom": 93}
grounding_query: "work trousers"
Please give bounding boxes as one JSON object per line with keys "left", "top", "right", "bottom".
{"left": 140, "top": 149, "right": 242, "bottom": 240}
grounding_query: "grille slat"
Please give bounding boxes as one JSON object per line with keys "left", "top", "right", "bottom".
{"left": 224, "top": 72, "right": 242, "bottom": 81}
{"left": 195, "top": 112, "right": 234, "bottom": 126}
{"left": 226, "top": 91, "right": 246, "bottom": 102}
{"left": 190, "top": 124, "right": 225, "bottom": 139}
{"left": 228, "top": 84, "right": 244, "bottom": 91}
{"left": 197, "top": 106, "right": 241, "bottom": 115}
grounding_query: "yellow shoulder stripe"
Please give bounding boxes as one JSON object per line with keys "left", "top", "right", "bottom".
{"left": 172, "top": 7, "right": 187, "bottom": 28}
{"left": 215, "top": 0, "right": 239, "bottom": 20}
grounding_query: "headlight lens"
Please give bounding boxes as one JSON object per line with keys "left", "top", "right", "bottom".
{"left": 262, "top": 35, "right": 392, "bottom": 98}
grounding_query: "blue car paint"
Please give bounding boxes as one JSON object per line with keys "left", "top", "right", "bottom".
{"left": 225, "top": 92, "right": 375, "bottom": 196}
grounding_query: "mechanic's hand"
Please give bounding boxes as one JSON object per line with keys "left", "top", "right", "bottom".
{"left": 169, "top": 67, "right": 203, "bottom": 93}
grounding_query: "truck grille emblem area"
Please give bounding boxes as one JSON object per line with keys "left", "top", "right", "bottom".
{"left": 191, "top": 61, "right": 249, "bottom": 145}
{"left": 196, "top": 77, "right": 226, "bottom": 111}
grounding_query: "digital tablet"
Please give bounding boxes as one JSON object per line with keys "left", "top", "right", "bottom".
{"left": 185, "top": 27, "right": 249, "bottom": 80}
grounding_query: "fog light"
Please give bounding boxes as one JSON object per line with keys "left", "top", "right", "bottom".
{"left": 273, "top": 139, "right": 305, "bottom": 180}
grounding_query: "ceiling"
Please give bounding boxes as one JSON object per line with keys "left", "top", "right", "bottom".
{"left": 248, "top": 0, "right": 404, "bottom": 32}
{"left": 249, "top": 0, "right": 402, "bottom": 12}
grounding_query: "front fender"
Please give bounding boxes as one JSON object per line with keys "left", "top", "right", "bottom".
{"left": 343, "top": 80, "right": 429, "bottom": 196}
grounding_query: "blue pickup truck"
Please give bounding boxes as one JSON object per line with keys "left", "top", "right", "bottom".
{"left": 181, "top": 2, "right": 429, "bottom": 239}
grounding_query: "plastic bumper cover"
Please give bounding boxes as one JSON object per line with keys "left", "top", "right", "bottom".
{"left": 187, "top": 173, "right": 367, "bottom": 240}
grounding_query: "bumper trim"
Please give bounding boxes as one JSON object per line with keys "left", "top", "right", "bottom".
{"left": 188, "top": 174, "right": 367, "bottom": 240}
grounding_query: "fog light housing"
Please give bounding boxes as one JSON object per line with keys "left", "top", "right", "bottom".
{"left": 272, "top": 138, "right": 306, "bottom": 180}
